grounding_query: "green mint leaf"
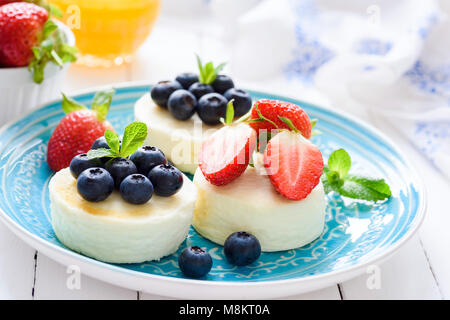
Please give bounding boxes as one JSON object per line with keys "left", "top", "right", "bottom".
{"left": 225, "top": 99, "right": 235, "bottom": 125}
{"left": 311, "top": 119, "right": 318, "bottom": 129}
{"left": 195, "top": 55, "right": 227, "bottom": 84}
{"left": 104, "top": 129, "right": 120, "bottom": 154}
{"left": 50, "top": 49, "right": 63, "bottom": 67}
{"left": 49, "top": 4, "right": 63, "bottom": 18}
{"left": 120, "top": 122, "right": 148, "bottom": 158}
{"left": 336, "top": 175, "right": 391, "bottom": 201}
{"left": 28, "top": 16, "right": 77, "bottom": 84}
{"left": 311, "top": 129, "right": 322, "bottom": 137}
{"left": 61, "top": 93, "right": 87, "bottom": 114}
{"left": 278, "top": 116, "right": 300, "bottom": 133}
{"left": 86, "top": 148, "right": 117, "bottom": 160}
{"left": 328, "top": 149, "right": 351, "bottom": 178}
{"left": 91, "top": 89, "right": 115, "bottom": 122}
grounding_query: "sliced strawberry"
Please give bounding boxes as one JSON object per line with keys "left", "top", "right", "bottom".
{"left": 264, "top": 131, "right": 323, "bottom": 200}
{"left": 199, "top": 123, "right": 256, "bottom": 186}
{"left": 249, "top": 99, "right": 312, "bottom": 139}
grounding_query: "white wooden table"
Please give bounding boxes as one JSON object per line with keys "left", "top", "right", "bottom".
{"left": 0, "top": 18, "right": 449, "bottom": 300}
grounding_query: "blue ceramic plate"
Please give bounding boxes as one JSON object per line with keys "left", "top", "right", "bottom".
{"left": 0, "top": 83, "right": 425, "bottom": 298}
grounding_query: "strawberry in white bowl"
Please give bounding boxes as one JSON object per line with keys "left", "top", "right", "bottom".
{"left": 193, "top": 99, "right": 327, "bottom": 252}
{"left": 0, "top": 1, "right": 76, "bottom": 125}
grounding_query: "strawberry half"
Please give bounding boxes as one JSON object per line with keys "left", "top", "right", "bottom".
{"left": 199, "top": 123, "right": 256, "bottom": 186}
{"left": 47, "top": 91, "right": 115, "bottom": 172}
{"left": 249, "top": 99, "right": 312, "bottom": 139}
{"left": 264, "top": 130, "right": 323, "bottom": 200}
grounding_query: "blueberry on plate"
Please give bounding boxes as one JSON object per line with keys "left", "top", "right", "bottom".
{"left": 178, "top": 246, "right": 212, "bottom": 278}
{"left": 224, "top": 231, "right": 261, "bottom": 266}
{"left": 224, "top": 88, "right": 252, "bottom": 117}
{"left": 175, "top": 73, "right": 199, "bottom": 90}
{"left": 77, "top": 167, "right": 114, "bottom": 202}
{"left": 211, "top": 74, "right": 234, "bottom": 94}
{"left": 69, "top": 153, "right": 102, "bottom": 178}
{"left": 148, "top": 164, "right": 183, "bottom": 197}
{"left": 196, "top": 92, "right": 228, "bottom": 125}
{"left": 167, "top": 89, "right": 197, "bottom": 120}
{"left": 105, "top": 157, "right": 137, "bottom": 189}
{"left": 120, "top": 174, "right": 154, "bottom": 204}
{"left": 188, "top": 82, "right": 214, "bottom": 100}
{"left": 151, "top": 80, "right": 182, "bottom": 108}
{"left": 130, "top": 146, "right": 167, "bottom": 175}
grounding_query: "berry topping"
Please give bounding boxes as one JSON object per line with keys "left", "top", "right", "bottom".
{"left": 46, "top": 90, "right": 115, "bottom": 172}
{"left": 150, "top": 80, "right": 182, "bottom": 108}
{"left": 224, "top": 232, "right": 261, "bottom": 266}
{"left": 196, "top": 92, "right": 228, "bottom": 125}
{"left": 178, "top": 246, "right": 212, "bottom": 279}
{"left": 199, "top": 123, "right": 256, "bottom": 186}
{"left": 264, "top": 130, "right": 324, "bottom": 200}
{"left": 249, "top": 100, "right": 312, "bottom": 139}
{"left": 188, "top": 82, "right": 214, "bottom": 100}
{"left": 91, "top": 136, "right": 110, "bottom": 150}
{"left": 212, "top": 74, "right": 234, "bottom": 94}
{"left": 77, "top": 167, "right": 114, "bottom": 202}
{"left": 175, "top": 73, "right": 199, "bottom": 90}
{"left": 130, "top": 146, "right": 167, "bottom": 175}
{"left": 224, "top": 88, "right": 252, "bottom": 117}
{"left": 119, "top": 174, "right": 153, "bottom": 204}
{"left": 148, "top": 164, "right": 183, "bottom": 197}
{"left": 105, "top": 157, "right": 137, "bottom": 189}
{"left": 167, "top": 89, "right": 197, "bottom": 121}
{"left": 69, "top": 153, "right": 102, "bottom": 178}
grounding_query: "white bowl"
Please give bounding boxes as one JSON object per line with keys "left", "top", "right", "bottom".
{"left": 0, "top": 20, "right": 75, "bottom": 125}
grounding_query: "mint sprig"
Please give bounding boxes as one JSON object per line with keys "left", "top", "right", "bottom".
{"left": 220, "top": 99, "right": 236, "bottom": 125}
{"left": 28, "top": 19, "right": 77, "bottom": 84}
{"left": 322, "top": 149, "right": 391, "bottom": 201}
{"left": 86, "top": 122, "right": 148, "bottom": 160}
{"left": 196, "top": 55, "right": 226, "bottom": 85}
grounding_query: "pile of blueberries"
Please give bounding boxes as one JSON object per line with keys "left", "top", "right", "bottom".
{"left": 151, "top": 73, "right": 252, "bottom": 125}
{"left": 69, "top": 137, "right": 183, "bottom": 204}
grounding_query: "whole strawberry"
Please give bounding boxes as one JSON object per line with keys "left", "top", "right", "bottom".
{"left": 249, "top": 99, "right": 312, "bottom": 139}
{"left": 47, "top": 90, "right": 115, "bottom": 172}
{"left": 0, "top": 2, "right": 48, "bottom": 67}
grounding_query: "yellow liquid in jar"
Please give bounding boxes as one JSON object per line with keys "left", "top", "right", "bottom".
{"left": 50, "top": 0, "right": 161, "bottom": 67}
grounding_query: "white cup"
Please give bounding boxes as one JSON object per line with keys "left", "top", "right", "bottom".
{"left": 0, "top": 20, "right": 75, "bottom": 125}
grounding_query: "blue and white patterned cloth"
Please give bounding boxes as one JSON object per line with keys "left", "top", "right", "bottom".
{"left": 206, "top": 0, "right": 450, "bottom": 179}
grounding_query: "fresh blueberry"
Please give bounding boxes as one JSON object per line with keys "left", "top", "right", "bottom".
{"left": 130, "top": 146, "right": 167, "bottom": 175}
{"left": 77, "top": 167, "right": 114, "bottom": 202}
{"left": 224, "top": 231, "right": 261, "bottom": 266}
{"left": 105, "top": 157, "right": 137, "bottom": 189}
{"left": 151, "top": 80, "right": 182, "bottom": 108}
{"left": 178, "top": 246, "right": 212, "bottom": 278}
{"left": 188, "top": 82, "right": 214, "bottom": 100}
{"left": 175, "top": 73, "right": 199, "bottom": 90}
{"left": 69, "top": 153, "right": 102, "bottom": 178}
{"left": 119, "top": 174, "right": 153, "bottom": 204}
{"left": 91, "top": 136, "right": 110, "bottom": 150}
{"left": 167, "top": 89, "right": 197, "bottom": 120}
{"left": 196, "top": 92, "right": 228, "bottom": 125}
{"left": 224, "top": 88, "right": 252, "bottom": 117}
{"left": 212, "top": 74, "right": 234, "bottom": 94}
{"left": 148, "top": 164, "right": 183, "bottom": 197}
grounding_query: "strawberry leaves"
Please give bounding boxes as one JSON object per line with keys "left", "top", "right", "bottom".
{"left": 61, "top": 89, "right": 115, "bottom": 120}
{"left": 196, "top": 55, "right": 226, "bottom": 85}
{"left": 28, "top": 19, "right": 77, "bottom": 84}
{"left": 91, "top": 89, "right": 115, "bottom": 122}
{"left": 86, "top": 122, "right": 148, "bottom": 160}
{"left": 322, "top": 149, "right": 391, "bottom": 201}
